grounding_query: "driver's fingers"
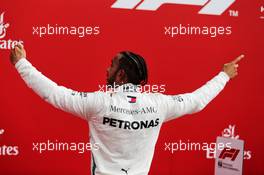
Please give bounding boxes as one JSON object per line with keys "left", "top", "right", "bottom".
{"left": 16, "top": 43, "right": 23, "bottom": 49}
{"left": 11, "top": 47, "right": 16, "bottom": 54}
{"left": 14, "top": 46, "right": 20, "bottom": 52}
{"left": 10, "top": 48, "right": 16, "bottom": 58}
{"left": 232, "top": 54, "right": 245, "bottom": 64}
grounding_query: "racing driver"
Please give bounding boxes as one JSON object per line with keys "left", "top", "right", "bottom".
{"left": 10, "top": 44, "right": 244, "bottom": 175}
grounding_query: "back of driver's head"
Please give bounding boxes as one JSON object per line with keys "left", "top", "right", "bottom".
{"left": 119, "top": 51, "right": 148, "bottom": 86}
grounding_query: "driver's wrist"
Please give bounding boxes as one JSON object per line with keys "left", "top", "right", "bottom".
{"left": 14, "top": 57, "right": 26, "bottom": 66}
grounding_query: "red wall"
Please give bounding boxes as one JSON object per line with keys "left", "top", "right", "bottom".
{"left": 0, "top": 0, "right": 263, "bottom": 174}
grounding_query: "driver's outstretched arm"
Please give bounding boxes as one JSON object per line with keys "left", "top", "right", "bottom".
{"left": 11, "top": 45, "right": 104, "bottom": 121}
{"left": 163, "top": 55, "right": 244, "bottom": 122}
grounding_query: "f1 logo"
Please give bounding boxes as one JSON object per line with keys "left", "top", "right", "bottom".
{"left": 219, "top": 148, "right": 240, "bottom": 161}
{"left": 111, "top": 0, "right": 236, "bottom": 15}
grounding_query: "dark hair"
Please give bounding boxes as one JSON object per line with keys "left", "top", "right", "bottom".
{"left": 119, "top": 51, "right": 148, "bottom": 86}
